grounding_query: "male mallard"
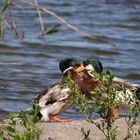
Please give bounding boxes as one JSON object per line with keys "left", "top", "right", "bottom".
{"left": 75, "top": 58, "right": 140, "bottom": 100}
{"left": 34, "top": 58, "right": 84, "bottom": 122}
{"left": 83, "top": 58, "right": 139, "bottom": 91}
{"left": 60, "top": 57, "right": 140, "bottom": 119}
{"left": 71, "top": 58, "right": 140, "bottom": 119}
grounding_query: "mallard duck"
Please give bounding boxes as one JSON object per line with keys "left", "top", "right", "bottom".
{"left": 34, "top": 58, "right": 84, "bottom": 122}
{"left": 60, "top": 57, "right": 140, "bottom": 119}
{"left": 77, "top": 58, "right": 140, "bottom": 99}
{"left": 71, "top": 58, "right": 140, "bottom": 119}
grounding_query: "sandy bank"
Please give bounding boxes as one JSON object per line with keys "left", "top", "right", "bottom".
{"left": 1, "top": 118, "right": 140, "bottom": 140}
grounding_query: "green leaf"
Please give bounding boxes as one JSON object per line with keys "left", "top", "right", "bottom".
{"left": 11, "top": 112, "right": 20, "bottom": 118}
{"left": 1, "top": 0, "right": 10, "bottom": 17}
{"left": 0, "top": 129, "right": 8, "bottom": 140}
{"left": 45, "top": 24, "right": 61, "bottom": 35}
{"left": 7, "top": 126, "right": 16, "bottom": 133}
{"left": 37, "top": 35, "right": 45, "bottom": 40}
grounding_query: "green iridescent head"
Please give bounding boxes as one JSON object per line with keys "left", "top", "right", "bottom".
{"left": 83, "top": 58, "right": 103, "bottom": 73}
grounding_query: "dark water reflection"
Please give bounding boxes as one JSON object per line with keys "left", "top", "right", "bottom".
{"left": 0, "top": 0, "right": 140, "bottom": 119}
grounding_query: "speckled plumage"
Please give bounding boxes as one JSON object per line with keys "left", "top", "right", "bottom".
{"left": 34, "top": 82, "right": 72, "bottom": 121}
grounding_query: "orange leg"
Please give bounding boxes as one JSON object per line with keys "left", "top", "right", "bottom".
{"left": 105, "top": 105, "right": 120, "bottom": 120}
{"left": 113, "top": 105, "right": 120, "bottom": 119}
{"left": 49, "top": 114, "right": 73, "bottom": 122}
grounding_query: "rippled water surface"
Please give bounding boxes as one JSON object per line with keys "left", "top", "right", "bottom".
{"left": 0, "top": 0, "right": 140, "bottom": 119}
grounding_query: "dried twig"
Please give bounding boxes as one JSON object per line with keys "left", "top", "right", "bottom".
{"left": 8, "top": 2, "right": 19, "bottom": 37}
{"left": 18, "top": 0, "right": 115, "bottom": 46}
{"left": 34, "top": 0, "right": 45, "bottom": 34}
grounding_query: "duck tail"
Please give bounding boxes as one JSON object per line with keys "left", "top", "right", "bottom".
{"left": 113, "top": 77, "right": 138, "bottom": 90}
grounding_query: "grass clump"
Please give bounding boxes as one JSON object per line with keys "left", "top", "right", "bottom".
{"left": 0, "top": 105, "right": 41, "bottom": 140}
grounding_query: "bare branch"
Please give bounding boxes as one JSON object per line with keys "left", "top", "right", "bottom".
{"left": 34, "top": 0, "right": 45, "bottom": 34}
{"left": 18, "top": 0, "right": 115, "bottom": 46}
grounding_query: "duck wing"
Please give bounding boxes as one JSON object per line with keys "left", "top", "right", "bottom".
{"left": 113, "top": 76, "right": 139, "bottom": 90}
{"left": 34, "top": 82, "right": 62, "bottom": 106}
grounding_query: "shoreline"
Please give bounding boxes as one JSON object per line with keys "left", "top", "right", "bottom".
{"left": 1, "top": 117, "right": 140, "bottom": 140}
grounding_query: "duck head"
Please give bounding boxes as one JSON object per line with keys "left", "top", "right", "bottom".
{"left": 59, "top": 58, "right": 81, "bottom": 74}
{"left": 83, "top": 58, "right": 103, "bottom": 74}
{"left": 59, "top": 58, "right": 103, "bottom": 74}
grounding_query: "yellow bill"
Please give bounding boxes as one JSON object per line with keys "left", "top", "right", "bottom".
{"left": 76, "top": 64, "right": 85, "bottom": 73}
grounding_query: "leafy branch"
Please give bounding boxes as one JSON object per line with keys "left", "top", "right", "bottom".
{"left": 64, "top": 70, "right": 140, "bottom": 140}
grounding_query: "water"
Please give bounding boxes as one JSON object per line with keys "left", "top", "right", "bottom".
{"left": 0, "top": 0, "right": 140, "bottom": 120}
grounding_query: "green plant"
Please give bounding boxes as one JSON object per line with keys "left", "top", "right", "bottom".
{"left": 81, "top": 127, "right": 91, "bottom": 140}
{"left": 0, "top": 105, "right": 41, "bottom": 140}
{"left": 0, "top": 129, "right": 6, "bottom": 140}
{"left": 0, "top": 0, "right": 22, "bottom": 38}
{"left": 64, "top": 71, "right": 116, "bottom": 139}
{"left": 124, "top": 99, "right": 140, "bottom": 139}
{"left": 0, "top": 0, "right": 11, "bottom": 37}
{"left": 64, "top": 70, "right": 140, "bottom": 140}
{"left": 37, "top": 24, "right": 61, "bottom": 40}
{"left": 92, "top": 71, "right": 118, "bottom": 140}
